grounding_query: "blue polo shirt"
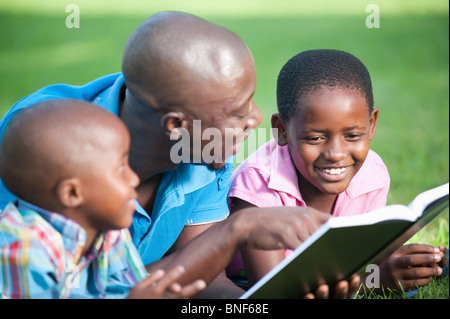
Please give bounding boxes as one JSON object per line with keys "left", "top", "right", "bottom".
{"left": 0, "top": 73, "right": 233, "bottom": 265}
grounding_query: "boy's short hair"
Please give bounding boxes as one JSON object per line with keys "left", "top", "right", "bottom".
{"left": 276, "top": 49, "right": 374, "bottom": 120}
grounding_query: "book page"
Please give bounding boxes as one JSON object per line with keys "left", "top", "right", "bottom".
{"left": 328, "top": 204, "right": 415, "bottom": 229}
{"left": 241, "top": 183, "right": 449, "bottom": 299}
{"left": 408, "top": 183, "right": 449, "bottom": 215}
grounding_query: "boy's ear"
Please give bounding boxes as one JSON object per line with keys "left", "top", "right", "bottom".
{"left": 369, "top": 108, "right": 379, "bottom": 141}
{"left": 160, "top": 112, "right": 189, "bottom": 139}
{"left": 56, "top": 178, "right": 83, "bottom": 208}
{"left": 271, "top": 113, "right": 288, "bottom": 146}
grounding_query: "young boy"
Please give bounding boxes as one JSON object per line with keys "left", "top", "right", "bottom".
{"left": 227, "top": 49, "right": 447, "bottom": 293}
{"left": 0, "top": 99, "right": 205, "bottom": 298}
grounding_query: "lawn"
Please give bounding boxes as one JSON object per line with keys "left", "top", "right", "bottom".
{"left": 0, "top": 0, "right": 448, "bottom": 299}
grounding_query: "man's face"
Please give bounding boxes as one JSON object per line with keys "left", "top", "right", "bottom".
{"left": 187, "top": 58, "right": 263, "bottom": 170}
{"left": 124, "top": 45, "right": 262, "bottom": 171}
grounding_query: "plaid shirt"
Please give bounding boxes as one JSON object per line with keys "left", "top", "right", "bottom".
{"left": 0, "top": 200, "right": 148, "bottom": 298}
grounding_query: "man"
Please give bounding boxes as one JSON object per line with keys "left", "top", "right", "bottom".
{"left": 0, "top": 11, "right": 358, "bottom": 298}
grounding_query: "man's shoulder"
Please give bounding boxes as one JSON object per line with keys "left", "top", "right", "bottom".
{"left": 0, "top": 73, "right": 124, "bottom": 152}
{"left": 12, "top": 73, "right": 123, "bottom": 108}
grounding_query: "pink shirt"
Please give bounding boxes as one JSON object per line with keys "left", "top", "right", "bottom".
{"left": 227, "top": 139, "right": 390, "bottom": 276}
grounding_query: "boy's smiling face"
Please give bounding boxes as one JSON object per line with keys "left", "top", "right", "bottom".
{"left": 275, "top": 87, "right": 378, "bottom": 197}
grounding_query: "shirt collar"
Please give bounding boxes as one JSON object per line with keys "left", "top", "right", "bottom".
{"left": 266, "top": 143, "right": 385, "bottom": 201}
{"left": 139, "top": 157, "right": 235, "bottom": 232}
{"left": 343, "top": 150, "right": 387, "bottom": 199}
{"left": 179, "top": 156, "right": 235, "bottom": 194}
{"left": 16, "top": 199, "right": 113, "bottom": 262}
{"left": 267, "top": 143, "right": 305, "bottom": 204}
{"left": 17, "top": 199, "right": 86, "bottom": 245}
{"left": 91, "top": 73, "right": 124, "bottom": 114}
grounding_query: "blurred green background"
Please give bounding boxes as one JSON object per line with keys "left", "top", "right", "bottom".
{"left": 0, "top": 0, "right": 448, "bottom": 246}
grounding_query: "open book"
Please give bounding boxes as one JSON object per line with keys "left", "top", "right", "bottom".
{"left": 240, "top": 183, "right": 449, "bottom": 299}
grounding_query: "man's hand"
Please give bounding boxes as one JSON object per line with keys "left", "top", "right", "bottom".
{"left": 235, "top": 206, "right": 331, "bottom": 251}
{"left": 143, "top": 206, "right": 330, "bottom": 298}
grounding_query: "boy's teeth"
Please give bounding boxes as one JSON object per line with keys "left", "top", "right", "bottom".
{"left": 321, "top": 167, "right": 347, "bottom": 175}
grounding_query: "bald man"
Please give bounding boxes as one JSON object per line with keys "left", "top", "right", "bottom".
{"left": 0, "top": 12, "right": 359, "bottom": 298}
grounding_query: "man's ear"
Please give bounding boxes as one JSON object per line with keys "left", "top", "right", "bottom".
{"left": 56, "top": 178, "right": 83, "bottom": 208}
{"left": 368, "top": 107, "right": 379, "bottom": 141}
{"left": 160, "top": 112, "right": 189, "bottom": 139}
{"left": 271, "top": 113, "right": 288, "bottom": 146}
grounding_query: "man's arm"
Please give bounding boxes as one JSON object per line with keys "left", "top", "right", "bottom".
{"left": 145, "top": 206, "right": 331, "bottom": 297}
{"left": 163, "top": 222, "right": 245, "bottom": 299}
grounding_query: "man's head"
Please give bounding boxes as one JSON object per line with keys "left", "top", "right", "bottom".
{"left": 0, "top": 99, "right": 139, "bottom": 231}
{"left": 121, "top": 11, "right": 262, "bottom": 171}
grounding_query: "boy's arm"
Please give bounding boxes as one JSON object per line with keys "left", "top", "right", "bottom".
{"left": 233, "top": 197, "right": 286, "bottom": 286}
{"left": 231, "top": 198, "right": 362, "bottom": 299}
{"left": 152, "top": 222, "right": 245, "bottom": 299}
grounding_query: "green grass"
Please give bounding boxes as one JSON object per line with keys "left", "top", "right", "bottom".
{"left": 356, "top": 277, "right": 449, "bottom": 299}
{"left": 0, "top": 0, "right": 448, "bottom": 299}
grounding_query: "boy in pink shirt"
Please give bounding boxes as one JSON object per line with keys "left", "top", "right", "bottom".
{"left": 228, "top": 49, "right": 446, "bottom": 294}
{"left": 229, "top": 139, "right": 389, "bottom": 217}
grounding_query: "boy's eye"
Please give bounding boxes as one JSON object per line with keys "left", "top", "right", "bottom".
{"left": 345, "top": 133, "right": 363, "bottom": 140}
{"left": 304, "top": 136, "right": 324, "bottom": 144}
